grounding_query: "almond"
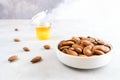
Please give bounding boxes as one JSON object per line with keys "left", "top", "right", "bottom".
{"left": 92, "top": 45, "right": 110, "bottom": 53}
{"left": 15, "top": 28, "right": 18, "bottom": 31}
{"left": 93, "top": 50, "right": 105, "bottom": 55}
{"left": 67, "top": 50, "right": 78, "bottom": 56}
{"left": 23, "top": 47, "right": 30, "bottom": 51}
{"left": 69, "top": 47, "right": 74, "bottom": 51}
{"left": 62, "top": 41, "right": 74, "bottom": 46}
{"left": 44, "top": 45, "right": 51, "bottom": 49}
{"left": 74, "top": 48, "right": 82, "bottom": 54}
{"left": 14, "top": 38, "right": 20, "bottom": 42}
{"left": 59, "top": 46, "right": 70, "bottom": 51}
{"left": 31, "top": 56, "right": 42, "bottom": 63}
{"left": 83, "top": 46, "right": 93, "bottom": 56}
{"left": 71, "top": 36, "right": 80, "bottom": 43}
{"left": 72, "top": 44, "right": 83, "bottom": 50}
{"left": 81, "top": 40, "right": 94, "bottom": 47}
{"left": 8, "top": 55, "right": 18, "bottom": 62}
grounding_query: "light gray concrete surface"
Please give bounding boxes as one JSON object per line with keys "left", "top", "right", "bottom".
{"left": 0, "top": 20, "right": 119, "bottom": 80}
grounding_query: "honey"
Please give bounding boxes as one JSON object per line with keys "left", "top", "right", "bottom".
{"left": 36, "top": 26, "right": 50, "bottom": 40}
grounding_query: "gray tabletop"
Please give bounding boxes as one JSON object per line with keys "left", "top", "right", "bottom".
{"left": 0, "top": 20, "right": 120, "bottom": 80}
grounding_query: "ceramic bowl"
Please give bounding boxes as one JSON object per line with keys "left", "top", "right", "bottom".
{"left": 56, "top": 41, "right": 113, "bottom": 69}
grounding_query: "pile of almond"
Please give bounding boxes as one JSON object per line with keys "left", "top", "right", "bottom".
{"left": 58, "top": 36, "right": 111, "bottom": 56}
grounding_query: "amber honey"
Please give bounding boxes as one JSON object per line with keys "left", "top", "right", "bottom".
{"left": 36, "top": 26, "right": 50, "bottom": 40}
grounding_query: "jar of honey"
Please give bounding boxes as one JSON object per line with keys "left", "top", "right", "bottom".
{"left": 35, "top": 22, "right": 50, "bottom": 40}
{"left": 32, "top": 11, "right": 51, "bottom": 40}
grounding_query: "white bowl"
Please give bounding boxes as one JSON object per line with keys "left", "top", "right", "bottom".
{"left": 56, "top": 45, "right": 113, "bottom": 69}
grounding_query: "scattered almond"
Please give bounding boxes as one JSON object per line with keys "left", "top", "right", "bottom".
{"left": 14, "top": 38, "right": 20, "bottom": 42}
{"left": 8, "top": 55, "right": 18, "bottom": 62}
{"left": 44, "top": 45, "right": 51, "bottom": 49}
{"left": 31, "top": 56, "right": 42, "bottom": 63}
{"left": 15, "top": 28, "right": 19, "bottom": 31}
{"left": 23, "top": 47, "right": 30, "bottom": 51}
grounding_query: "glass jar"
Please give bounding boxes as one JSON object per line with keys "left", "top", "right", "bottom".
{"left": 35, "top": 22, "right": 50, "bottom": 40}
